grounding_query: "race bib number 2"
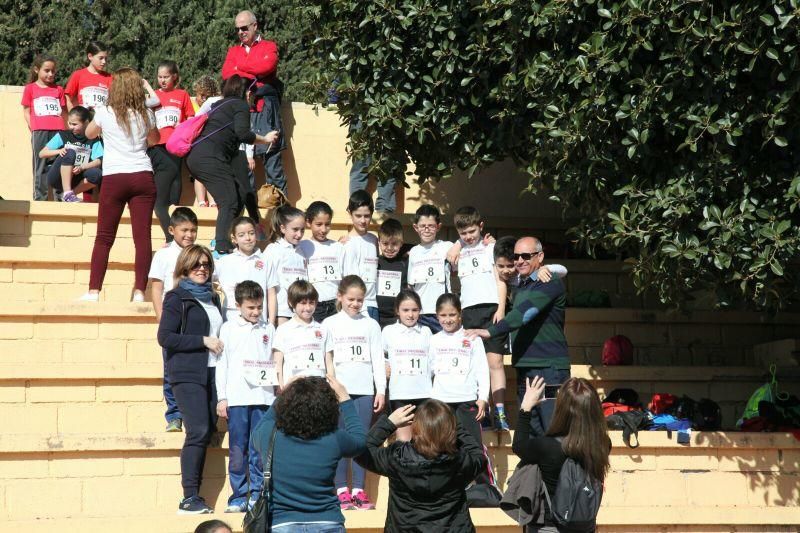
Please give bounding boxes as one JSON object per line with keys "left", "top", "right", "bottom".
{"left": 243, "top": 360, "right": 278, "bottom": 387}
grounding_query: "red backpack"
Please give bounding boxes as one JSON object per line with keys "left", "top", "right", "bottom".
{"left": 648, "top": 393, "right": 678, "bottom": 414}
{"left": 602, "top": 335, "right": 634, "bottom": 365}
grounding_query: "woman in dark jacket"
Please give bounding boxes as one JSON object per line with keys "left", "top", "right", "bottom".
{"left": 355, "top": 399, "right": 486, "bottom": 532}
{"left": 185, "top": 75, "right": 278, "bottom": 254}
{"left": 157, "top": 244, "right": 225, "bottom": 515}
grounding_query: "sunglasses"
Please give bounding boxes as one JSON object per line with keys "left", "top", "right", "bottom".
{"left": 513, "top": 252, "right": 541, "bottom": 261}
{"left": 191, "top": 262, "right": 211, "bottom": 271}
{"left": 236, "top": 23, "right": 254, "bottom": 32}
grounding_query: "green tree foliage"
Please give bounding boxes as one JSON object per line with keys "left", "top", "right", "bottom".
{"left": 310, "top": 0, "right": 800, "bottom": 309}
{"left": 0, "top": 0, "right": 317, "bottom": 102}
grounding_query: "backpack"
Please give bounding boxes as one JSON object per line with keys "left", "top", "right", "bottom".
{"left": 606, "top": 410, "right": 652, "bottom": 448}
{"left": 648, "top": 393, "right": 677, "bottom": 414}
{"left": 543, "top": 455, "right": 603, "bottom": 532}
{"left": 257, "top": 183, "right": 288, "bottom": 209}
{"left": 693, "top": 398, "right": 722, "bottom": 430}
{"left": 602, "top": 335, "right": 634, "bottom": 365}
{"left": 604, "top": 388, "right": 640, "bottom": 407}
{"left": 165, "top": 99, "right": 234, "bottom": 157}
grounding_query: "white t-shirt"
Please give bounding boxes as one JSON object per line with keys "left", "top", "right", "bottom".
{"left": 215, "top": 249, "right": 274, "bottom": 321}
{"left": 297, "top": 239, "right": 345, "bottom": 303}
{"left": 263, "top": 239, "right": 308, "bottom": 318}
{"left": 199, "top": 300, "right": 224, "bottom": 367}
{"left": 430, "top": 327, "right": 490, "bottom": 404}
{"left": 322, "top": 311, "right": 385, "bottom": 396}
{"left": 91, "top": 105, "right": 154, "bottom": 175}
{"left": 148, "top": 241, "right": 184, "bottom": 294}
{"left": 408, "top": 240, "right": 453, "bottom": 314}
{"left": 383, "top": 322, "right": 433, "bottom": 400}
{"left": 342, "top": 233, "right": 379, "bottom": 308}
{"left": 273, "top": 318, "right": 332, "bottom": 380}
{"left": 216, "top": 317, "right": 277, "bottom": 407}
{"left": 458, "top": 241, "right": 498, "bottom": 308}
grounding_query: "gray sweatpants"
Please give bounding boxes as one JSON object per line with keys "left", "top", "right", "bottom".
{"left": 31, "top": 130, "right": 58, "bottom": 200}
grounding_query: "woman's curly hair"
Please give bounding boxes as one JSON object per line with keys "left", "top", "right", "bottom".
{"left": 274, "top": 377, "right": 339, "bottom": 440}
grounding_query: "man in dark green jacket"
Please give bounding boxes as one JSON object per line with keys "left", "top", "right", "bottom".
{"left": 466, "top": 236, "right": 569, "bottom": 430}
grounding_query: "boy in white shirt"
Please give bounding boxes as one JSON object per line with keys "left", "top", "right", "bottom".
{"left": 215, "top": 281, "right": 276, "bottom": 513}
{"left": 342, "top": 190, "right": 380, "bottom": 319}
{"left": 272, "top": 280, "right": 333, "bottom": 386}
{"left": 407, "top": 204, "right": 453, "bottom": 334}
{"left": 298, "top": 201, "right": 345, "bottom": 322}
{"left": 148, "top": 207, "right": 198, "bottom": 432}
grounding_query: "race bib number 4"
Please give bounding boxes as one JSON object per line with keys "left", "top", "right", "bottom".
{"left": 155, "top": 106, "right": 181, "bottom": 129}
{"left": 80, "top": 86, "right": 108, "bottom": 108}
{"left": 243, "top": 359, "right": 278, "bottom": 387}
{"left": 377, "top": 270, "right": 402, "bottom": 297}
{"left": 458, "top": 250, "right": 492, "bottom": 278}
{"left": 290, "top": 350, "right": 325, "bottom": 374}
{"left": 336, "top": 341, "right": 370, "bottom": 363}
{"left": 308, "top": 258, "right": 339, "bottom": 283}
{"left": 33, "top": 96, "right": 61, "bottom": 117}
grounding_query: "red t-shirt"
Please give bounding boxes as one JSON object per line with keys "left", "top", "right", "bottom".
{"left": 21, "top": 83, "right": 66, "bottom": 131}
{"left": 154, "top": 88, "right": 195, "bottom": 145}
{"left": 64, "top": 68, "right": 113, "bottom": 109}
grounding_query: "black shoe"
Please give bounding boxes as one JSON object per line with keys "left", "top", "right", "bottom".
{"left": 178, "top": 495, "right": 213, "bottom": 514}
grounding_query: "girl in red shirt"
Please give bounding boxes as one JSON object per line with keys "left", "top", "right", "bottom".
{"left": 149, "top": 60, "right": 195, "bottom": 241}
{"left": 22, "top": 54, "right": 67, "bottom": 201}
{"left": 64, "top": 41, "right": 112, "bottom": 110}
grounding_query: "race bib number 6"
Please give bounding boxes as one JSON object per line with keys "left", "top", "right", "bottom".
{"left": 458, "top": 252, "right": 491, "bottom": 278}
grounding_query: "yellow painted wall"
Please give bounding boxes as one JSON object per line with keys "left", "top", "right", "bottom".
{"left": 0, "top": 85, "right": 561, "bottom": 220}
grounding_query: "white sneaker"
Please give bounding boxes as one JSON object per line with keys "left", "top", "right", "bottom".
{"left": 77, "top": 292, "right": 99, "bottom": 302}
{"left": 131, "top": 291, "right": 145, "bottom": 303}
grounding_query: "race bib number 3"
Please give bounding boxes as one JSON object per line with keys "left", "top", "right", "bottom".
{"left": 155, "top": 107, "right": 181, "bottom": 130}
{"left": 243, "top": 359, "right": 278, "bottom": 387}
{"left": 80, "top": 86, "right": 108, "bottom": 108}
{"left": 308, "top": 258, "right": 339, "bottom": 283}
{"left": 377, "top": 270, "right": 402, "bottom": 297}
{"left": 33, "top": 96, "right": 61, "bottom": 117}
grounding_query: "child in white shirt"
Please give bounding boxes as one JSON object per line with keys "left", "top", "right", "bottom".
{"left": 298, "top": 201, "right": 345, "bottom": 323}
{"left": 272, "top": 280, "right": 332, "bottom": 386}
{"left": 408, "top": 205, "right": 453, "bottom": 334}
{"left": 382, "top": 288, "right": 432, "bottom": 441}
{"left": 215, "top": 281, "right": 276, "bottom": 513}
{"left": 342, "top": 189, "right": 380, "bottom": 320}
{"left": 263, "top": 205, "right": 308, "bottom": 326}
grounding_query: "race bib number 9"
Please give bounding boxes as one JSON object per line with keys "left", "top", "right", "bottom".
{"left": 308, "top": 258, "right": 339, "bottom": 283}
{"left": 458, "top": 251, "right": 492, "bottom": 278}
{"left": 243, "top": 359, "right": 278, "bottom": 387}
{"left": 80, "top": 86, "right": 108, "bottom": 108}
{"left": 336, "top": 341, "right": 370, "bottom": 364}
{"left": 377, "top": 270, "right": 402, "bottom": 297}
{"left": 155, "top": 106, "right": 181, "bottom": 130}
{"left": 33, "top": 96, "right": 61, "bottom": 117}
{"left": 435, "top": 350, "right": 469, "bottom": 376}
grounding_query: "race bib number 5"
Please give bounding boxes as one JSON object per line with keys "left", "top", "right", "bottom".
{"left": 243, "top": 359, "right": 278, "bottom": 387}
{"left": 377, "top": 270, "right": 402, "bottom": 297}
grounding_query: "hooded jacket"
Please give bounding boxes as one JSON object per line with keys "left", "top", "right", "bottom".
{"left": 355, "top": 415, "right": 486, "bottom": 532}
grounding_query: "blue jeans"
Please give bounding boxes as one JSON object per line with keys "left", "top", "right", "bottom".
{"left": 335, "top": 394, "right": 373, "bottom": 491}
{"left": 367, "top": 306, "right": 379, "bottom": 322}
{"left": 417, "top": 313, "right": 442, "bottom": 334}
{"left": 250, "top": 96, "right": 287, "bottom": 194}
{"left": 273, "top": 524, "right": 345, "bottom": 533}
{"left": 162, "top": 348, "right": 181, "bottom": 422}
{"left": 516, "top": 366, "right": 571, "bottom": 434}
{"left": 227, "top": 404, "right": 269, "bottom": 504}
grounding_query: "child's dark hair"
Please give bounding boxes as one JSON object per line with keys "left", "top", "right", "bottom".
{"left": 157, "top": 60, "right": 180, "bottom": 83}
{"left": 86, "top": 41, "right": 109, "bottom": 56}
{"left": 287, "top": 280, "right": 319, "bottom": 308}
{"left": 235, "top": 280, "right": 264, "bottom": 305}
{"left": 379, "top": 218, "right": 404, "bottom": 240}
{"left": 169, "top": 206, "right": 198, "bottom": 227}
{"left": 436, "top": 293, "right": 462, "bottom": 314}
{"left": 222, "top": 74, "right": 250, "bottom": 99}
{"left": 347, "top": 189, "right": 374, "bottom": 214}
{"left": 68, "top": 106, "right": 92, "bottom": 123}
{"left": 394, "top": 288, "right": 422, "bottom": 314}
{"left": 453, "top": 206, "right": 483, "bottom": 230}
{"left": 415, "top": 204, "right": 441, "bottom": 224}
{"left": 305, "top": 201, "right": 333, "bottom": 222}
{"left": 230, "top": 215, "right": 257, "bottom": 237}
{"left": 269, "top": 204, "right": 305, "bottom": 243}
{"left": 28, "top": 54, "right": 57, "bottom": 84}
{"left": 193, "top": 519, "right": 232, "bottom": 533}
{"left": 494, "top": 236, "right": 518, "bottom": 262}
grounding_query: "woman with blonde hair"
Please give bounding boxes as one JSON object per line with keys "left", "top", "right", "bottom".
{"left": 157, "top": 244, "right": 226, "bottom": 514}
{"left": 513, "top": 376, "right": 612, "bottom": 532}
{"left": 355, "top": 399, "right": 486, "bottom": 532}
{"left": 80, "top": 67, "right": 160, "bottom": 302}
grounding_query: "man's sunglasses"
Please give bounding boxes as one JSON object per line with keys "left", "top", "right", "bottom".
{"left": 236, "top": 23, "right": 254, "bottom": 32}
{"left": 513, "top": 252, "right": 541, "bottom": 261}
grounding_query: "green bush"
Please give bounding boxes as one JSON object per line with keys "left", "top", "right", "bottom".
{"left": 310, "top": 0, "right": 800, "bottom": 309}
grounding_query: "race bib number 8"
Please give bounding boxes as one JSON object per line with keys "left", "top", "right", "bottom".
{"left": 33, "top": 96, "right": 61, "bottom": 117}
{"left": 377, "top": 270, "right": 402, "bottom": 297}
{"left": 155, "top": 107, "right": 181, "bottom": 130}
{"left": 411, "top": 262, "right": 445, "bottom": 284}
{"left": 243, "top": 360, "right": 278, "bottom": 387}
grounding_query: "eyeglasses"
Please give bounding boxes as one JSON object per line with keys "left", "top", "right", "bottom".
{"left": 236, "top": 23, "right": 254, "bottom": 32}
{"left": 416, "top": 224, "right": 438, "bottom": 231}
{"left": 191, "top": 262, "right": 211, "bottom": 271}
{"left": 513, "top": 252, "right": 541, "bottom": 261}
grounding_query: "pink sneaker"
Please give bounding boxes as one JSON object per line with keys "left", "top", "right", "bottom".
{"left": 352, "top": 491, "right": 375, "bottom": 510}
{"left": 338, "top": 490, "right": 355, "bottom": 510}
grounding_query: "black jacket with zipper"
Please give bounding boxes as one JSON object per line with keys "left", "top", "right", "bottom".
{"left": 157, "top": 286, "right": 224, "bottom": 386}
{"left": 355, "top": 415, "right": 487, "bottom": 532}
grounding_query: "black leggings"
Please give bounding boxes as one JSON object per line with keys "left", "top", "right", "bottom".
{"left": 171, "top": 369, "right": 218, "bottom": 498}
{"left": 148, "top": 145, "right": 182, "bottom": 241}
{"left": 448, "top": 401, "right": 492, "bottom": 486}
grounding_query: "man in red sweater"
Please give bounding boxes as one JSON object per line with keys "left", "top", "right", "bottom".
{"left": 222, "top": 10, "right": 287, "bottom": 195}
